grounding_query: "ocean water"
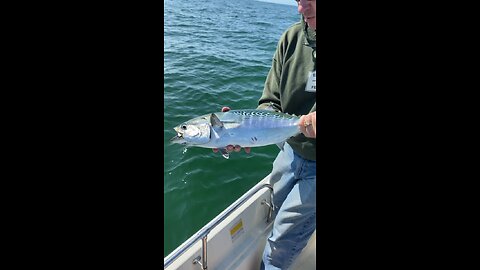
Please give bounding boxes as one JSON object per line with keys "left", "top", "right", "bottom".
{"left": 164, "top": 0, "right": 299, "bottom": 257}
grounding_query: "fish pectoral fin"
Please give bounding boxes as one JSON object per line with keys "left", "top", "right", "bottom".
{"left": 220, "top": 148, "right": 230, "bottom": 159}
{"left": 210, "top": 113, "right": 224, "bottom": 128}
{"left": 276, "top": 141, "right": 285, "bottom": 151}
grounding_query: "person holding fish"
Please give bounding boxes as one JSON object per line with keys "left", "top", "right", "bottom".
{"left": 171, "top": 0, "right": 316, "bottom": 269}
{"left": 220, "top": 0, "right": 316, "bottom": 269}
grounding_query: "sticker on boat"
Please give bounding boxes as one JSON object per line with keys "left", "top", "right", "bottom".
{"left": 230, "top": 219, "right": 244, "bottom": 242}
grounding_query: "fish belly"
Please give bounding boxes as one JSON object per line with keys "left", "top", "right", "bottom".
{"left": 203, "top": 126, "right": 299, "bottom": 148}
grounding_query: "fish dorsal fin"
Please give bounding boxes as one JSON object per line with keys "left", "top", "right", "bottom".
{"left": 210, "top": 113, "right": 224, "bottom": 128}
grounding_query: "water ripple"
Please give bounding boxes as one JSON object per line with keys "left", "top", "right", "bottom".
{"left": 164, "top": 0, "right": 300, "bottom": 257}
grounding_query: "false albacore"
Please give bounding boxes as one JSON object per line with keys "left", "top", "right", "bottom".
{"left": 170, "top": 109, "right": 301, "bottom": 159}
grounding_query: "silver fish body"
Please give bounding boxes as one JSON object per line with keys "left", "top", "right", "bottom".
{"left": 171, "top": 109, "right": 301, "bottom": 151}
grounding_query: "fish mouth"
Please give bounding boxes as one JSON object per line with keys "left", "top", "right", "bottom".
{"left": 171, "top": 126, "right": 183, "bottom": 141}
{"left": 170, "top": 132, "right": 184, "bottom": 142}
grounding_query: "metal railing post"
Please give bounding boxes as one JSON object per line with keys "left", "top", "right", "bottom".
{"left": 202, "top": 236, "right": 207, "bottom": 269}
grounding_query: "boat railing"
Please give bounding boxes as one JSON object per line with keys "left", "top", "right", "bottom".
{"left": 164, "top": 183, "right": 274, "bottom": 270}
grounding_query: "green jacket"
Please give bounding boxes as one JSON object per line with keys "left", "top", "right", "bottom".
{"left": 257, "top": 19, "right": 316, "bottom": 161}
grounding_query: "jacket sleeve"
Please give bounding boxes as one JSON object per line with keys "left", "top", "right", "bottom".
{"left": 257, "top": 37, "right": 284, "bottom": 112}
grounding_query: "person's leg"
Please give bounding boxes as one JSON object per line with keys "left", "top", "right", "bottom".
{"left": 266, "top": 143, "right": 298, "bottom": 215}
{"left": 261, "top": 148, "right": 316, "bottom": 270}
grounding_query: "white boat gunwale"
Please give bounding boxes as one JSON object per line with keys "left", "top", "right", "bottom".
{"left": 164, "top": 180, "right": 274, "bottom": 269}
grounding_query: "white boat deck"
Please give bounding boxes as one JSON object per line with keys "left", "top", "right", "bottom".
{"left": 164, "top": 175, "right": 316, "bottom": 270}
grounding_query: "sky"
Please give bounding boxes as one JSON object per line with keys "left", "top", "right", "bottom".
{"left": 255, "top": 0, "right": 297, "bottom": 6}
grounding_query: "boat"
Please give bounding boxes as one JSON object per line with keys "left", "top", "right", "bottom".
{"left": 164, "top": 174, "right": 316, "bottom": 270}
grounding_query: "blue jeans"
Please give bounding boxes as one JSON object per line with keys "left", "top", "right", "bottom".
{"left": 260, "top": 143, "right": 316, "bottom": 270}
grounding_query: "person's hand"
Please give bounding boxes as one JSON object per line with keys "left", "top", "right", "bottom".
{"left": 212, "top": 106, "right": 251, "bottom": 154}
{"left": 299, "top": 111, "right": 316, "bottom": 138}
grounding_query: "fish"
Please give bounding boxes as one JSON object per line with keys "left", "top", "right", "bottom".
{"left": 170, "top": 109, "right": 301, "bottom": 159}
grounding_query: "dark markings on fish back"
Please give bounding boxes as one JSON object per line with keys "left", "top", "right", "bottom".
{"left": 229, "top": 109, "right": 298, "bottom": 120}
{"left": 224, "top": 110, "right": 299, "bottom": 129}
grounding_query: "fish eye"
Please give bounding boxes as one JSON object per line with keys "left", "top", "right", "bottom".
{"left": 181, "top": 125, "right": 187, "bottom": 130}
